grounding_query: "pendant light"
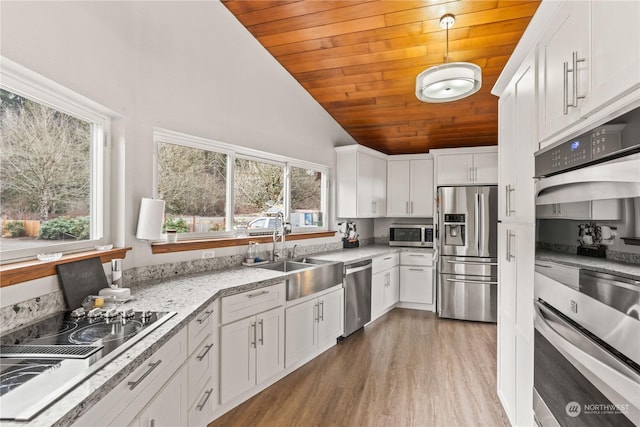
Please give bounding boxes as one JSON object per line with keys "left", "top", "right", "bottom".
{"left": 415, "top": 14, "right": 482, "bottom": 103}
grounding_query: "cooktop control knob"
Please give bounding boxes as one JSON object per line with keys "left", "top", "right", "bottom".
{"left": 141, "top": 310, "right": 153, "bottom": 320}
{"left": 87, "top": 308, "right": 103, "bottom": 318}
{"left": 104, "top": 308, "right": 119, "bottom": 319}
{"left": 70, "top": 307, "right": 86, "bottom": 318}
{"left": 119, "top": 308, "right": 135, "bottom": 318}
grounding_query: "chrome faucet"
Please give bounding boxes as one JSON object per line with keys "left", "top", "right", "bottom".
{"left": 271, "top": 212, "right": 285, "bottom": 262}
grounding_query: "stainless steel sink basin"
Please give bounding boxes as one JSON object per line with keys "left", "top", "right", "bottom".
{"left": 259, "top": 260, "right": 313, "bottom": 272}
{"left": 257, "top": 258, "right": 344, "bottom": 300}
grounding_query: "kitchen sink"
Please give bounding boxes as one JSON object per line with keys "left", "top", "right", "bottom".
{"left": 257, "top": 258, "right": 344, "bottom": 300}
{"left": 259, "top": 260, "right": 313, "bottom": 272}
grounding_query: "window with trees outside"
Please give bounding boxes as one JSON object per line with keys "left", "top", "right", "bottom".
{"left": 154, "top": 130, "right": 327, "bottom": 240}
{"left": 0, "top": 62, "right": 108, "bottom": 262}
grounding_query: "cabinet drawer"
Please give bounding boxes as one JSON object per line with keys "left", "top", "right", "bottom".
{"left": 221, "top": 282, "right": 285, "bottom": 325}
{"left": 400, "top": 251, "right": 433, "bottom": 266}
{"left": 188, "top": 334, "right": 214, "bottom": 407}
{"left": 188, "top": 377, "right": 215, "bottom": 427}
{"left": 188, "top": 300, "right": 217, "bottom": 354}
{"left": 76, "top": 328, "right": 187, "bottom": 426}
{"left": 373, "top": 253, "right": 399, "bottom": 274}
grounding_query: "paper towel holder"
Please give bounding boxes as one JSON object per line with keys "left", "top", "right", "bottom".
{"left": 136, "top": 198, "right": 165, "bottom": 241}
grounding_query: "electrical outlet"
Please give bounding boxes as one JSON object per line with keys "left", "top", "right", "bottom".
{"left": 202, "top": 250, "right": 215, "bottom": 259}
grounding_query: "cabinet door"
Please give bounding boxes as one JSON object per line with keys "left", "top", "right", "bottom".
{"left": 400, "top": 266, "right": 433, "bottom": 304}
{"left": 371, "top": 271, "right": 386, "bottom": 320}
{"left": 317, "top": 288, "right": 343, "bottom": 349}
{"left": 356, "top": 152, "right": 374, "bottom": 217}
{"left": 538, "top": 1, "right": 589, "bottom": 142}
{"left": 220, "top": 317, "right": 255, "bottom": 404}
{"left": 285, "top": 299, "right": 317, "bottom": 368}
{"left": 386, "top": 266, "right": 400, "bottom": 308}
{"left": 556, "top": 201, "right": 591, "bottom": 219}
{"left": 372, "top": 155, "right": 387, "bottom": 217}
{"left": 497, "top": 310, "right": 517, "bottom": 424}
{"left": 411, "top": 159, "right": 434, "bottom": 216}
{"left": 473, "top": 152, "right": 498, "bottom": 185}
{"left": 137, "top": 366, "right": 188, "bottom": 427}
{"left": 256, "top": 307, "right": 284, "bottom": 385}
{"left": 587, "top": 1, "right": 640, "bottom": 116}
{"left": 436, "top": 153, "right": 474, "bottom": 185}
{"left": 498, "top": 89, "right": 517, "bottom": 221}
{"left": 386, "top": 160, "right": 411, "bottom": 216}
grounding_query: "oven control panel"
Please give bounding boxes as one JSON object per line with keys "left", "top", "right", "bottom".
{"left": 535, "top": 124, "right": 626, "bottom": 177}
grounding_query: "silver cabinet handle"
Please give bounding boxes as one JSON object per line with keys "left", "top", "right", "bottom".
{"left": 383, "top": 256, "right": 392, "bottom": 260}
{"left": 505, "top": 229, "right": 515, "bottom": 262}
{"left": 410, "top": 201, "right": 414, "bottom": 214}
{"left": 563, "top": 60, "right": 570, "bottom": 115}
{"left": 319, "top": 300, "right": 324, "bottom": 321}
{"left": 150, "top": 420, "right": 155, "bottom": 427}
{"left": 258, "top": 319, "right": 264, "bottom": 345}
{"left": 197, "top": 309, "right": 214, "bottom": 324}
{"left": 197, "top": 388, "right": 214, "bottom": 411}
{"left": 505, "top": 184, "right": 515, "bottom": 216}
{"left": 251, "top": 321, "right": 257, "bottom": 348}
{"left": 128, "top": 360, "right": 162, "bottom": 390}
{"left": 196, "top": 343, "right": 214, "bottom": 361}
{"left": 408, "top": 268, "right": 424, "bottom": 271}
{"left": 314, "top": 302, "right": 319, "bottom": 322}
{"left": 246, "top": 290, "right": 269, "bottom": 298}
{"left": 408, "top": 254, "right": 425, "bottom": 257}
{"left": 406, "top": 201, "right": 409, "bottom": 214}
{"left": 571, "top": 51, "right": 585, "bottom": 108}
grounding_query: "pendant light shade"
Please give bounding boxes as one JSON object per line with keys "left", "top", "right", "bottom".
{"left": 415, "top": 14, "right": 482, "bottom": 103}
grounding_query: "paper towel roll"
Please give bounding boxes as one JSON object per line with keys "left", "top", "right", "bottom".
{"left": 136, "top": 198, "right": 165, "bottom": 240}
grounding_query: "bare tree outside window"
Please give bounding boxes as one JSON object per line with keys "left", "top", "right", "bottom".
{"left": 290, "top": 166, "right": 323, "bottom": 227}
{"left": 234, "top": 158, "right": 284, "bottom": 231}
{"left": 0, "top": 89, "right": 92, "bottom": 250}
{"left": 156, "top": 142, "right": 227, "bottom": 233}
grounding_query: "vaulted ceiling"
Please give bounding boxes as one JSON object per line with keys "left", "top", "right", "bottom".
{"left": 222, "top": 0, "right": 541, "bottom": 155}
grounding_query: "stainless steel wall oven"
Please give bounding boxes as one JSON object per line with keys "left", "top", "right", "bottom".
{"left": 534, "top": 107, "right": 640, "bottom": 426}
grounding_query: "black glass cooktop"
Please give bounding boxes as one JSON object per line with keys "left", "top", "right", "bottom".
{"left": 0, "top": 309, "right": 175, "bottom": 421}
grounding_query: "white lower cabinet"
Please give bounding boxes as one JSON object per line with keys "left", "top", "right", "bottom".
{"left": 134, "top": 365, "right": 189, "bottom": 427}
{"left": 399, "top": 251, "right": 433, "bottom": 305}
{"left": 76, "top": 328, "right": 188, "bottom": 427}
{"left": 371, "top": 254, "right": 400, "bottom": 320}
{"left": 220, "top": 306, "right": 285, "bottom": 404}
{"left": 285, "top": 287, "right": 343, "bottom": 368}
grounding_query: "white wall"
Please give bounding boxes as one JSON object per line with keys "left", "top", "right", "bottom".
{"left": 0, "top": 1, "right": 356, "bottom": 304}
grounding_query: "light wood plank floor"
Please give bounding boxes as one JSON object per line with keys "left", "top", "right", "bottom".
{"left": 209, "top": 309, "right": 509, "bottom": 427}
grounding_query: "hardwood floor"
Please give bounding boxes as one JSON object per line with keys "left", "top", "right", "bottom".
{"left": 209, "top": 309, "right": 509, "bottom": 427}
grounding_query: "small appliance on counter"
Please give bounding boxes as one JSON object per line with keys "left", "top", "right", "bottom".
{"left": 577, "top": 223, "right": 607, "bottom": 258}
{"left": 339, "top": 221, "right": 359, "bottom": 248}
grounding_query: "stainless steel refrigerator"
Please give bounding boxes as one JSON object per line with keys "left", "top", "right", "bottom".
{"left": 437, "top": 186, "right": 498, "bottom": 322}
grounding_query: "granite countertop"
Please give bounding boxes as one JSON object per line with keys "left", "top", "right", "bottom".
{"left": 308, "top": 244, "right": 433, "bottom": 264}
{"left": 536, "top": 250, "right": 640, "bottom": 280}
{"left": 16, "top": 245, "right": 398, "bottom": 427}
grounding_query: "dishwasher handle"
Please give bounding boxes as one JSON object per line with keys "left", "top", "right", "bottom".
{"left": 345, "top": 260, "right": 372, "bottom": 275}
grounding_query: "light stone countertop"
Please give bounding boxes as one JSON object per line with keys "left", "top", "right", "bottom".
{"left": 536, "top": 250, "right": 640, "bottom": 280}
{"left": 13, "top": 245, "right": 399, "bottom": 427}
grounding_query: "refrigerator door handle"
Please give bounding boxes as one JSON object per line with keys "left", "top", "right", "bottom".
{"left": 475, "top": 192, "right": 480, "bottom": 253}
{"left": 479, "top": 192, "right": 486, "bottom": 256}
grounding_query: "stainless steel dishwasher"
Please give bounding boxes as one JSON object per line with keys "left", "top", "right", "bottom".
{"left": 342, "top": 259, "right": 372, "bottom": 338}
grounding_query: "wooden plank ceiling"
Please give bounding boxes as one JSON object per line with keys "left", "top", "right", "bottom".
{"left": 222, "top": 0, "right": 541, "bottom": 155}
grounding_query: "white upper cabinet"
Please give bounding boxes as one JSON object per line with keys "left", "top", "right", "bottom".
{"left": 387, "top": 156, "right": 434, "bottom": 217}
{"left": 538, "top": 1, "right": 589, "bottom": 142}
{"left": 432, "top": 148, "right": 498, "bottom": 186}
{"left": 538, "top": 1, "right": 640, "bottom": 143}
{"left": 336, "top": 146, "right": 387, "bottom": 218}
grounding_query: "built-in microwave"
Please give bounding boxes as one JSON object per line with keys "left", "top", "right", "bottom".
{"left": 389, "top": 224, "right": 434, "bottom": 247}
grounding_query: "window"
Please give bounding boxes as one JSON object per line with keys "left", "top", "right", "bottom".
{"left": 0, "top": 59, "right": 108, "bottom": 262}
{"left": 289, "top": 165, "right": 325, "bottom": 229}
{"left": 154, "top": 130, "right": 327, "bottom": 241}
{"left": 157, "top": 141, "right": 228, "bottom": 234}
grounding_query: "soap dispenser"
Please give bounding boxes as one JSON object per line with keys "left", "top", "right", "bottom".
{"left": 98, "top": 259, "right": 131, "bottom": 300}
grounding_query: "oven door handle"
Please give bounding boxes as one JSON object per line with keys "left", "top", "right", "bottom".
{"left": 534, "top": 300, "right": 640, "bottom": 411}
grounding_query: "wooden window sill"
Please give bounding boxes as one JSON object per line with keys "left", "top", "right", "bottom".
{"left": 0, "top": 247, "right": 132, "bottom": 288}
{"left": 151, "top": 231, "right": 338, "bottom": 254}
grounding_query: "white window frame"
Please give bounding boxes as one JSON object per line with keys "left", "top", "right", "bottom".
{"left": 153, "top": 128, "right": 329, "bottom": 241}
{"left": 0, "top": 58, "right": 111, "bottom": 263}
